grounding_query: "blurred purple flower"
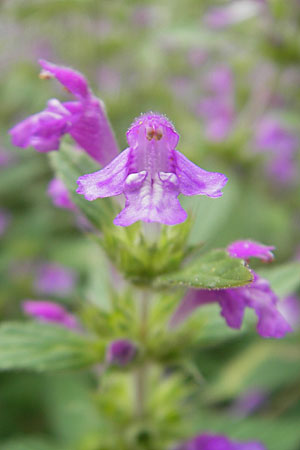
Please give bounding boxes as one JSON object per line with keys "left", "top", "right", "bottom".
{"left": 22, "top": 300, "right": 78, "bottom": 329}
{"left": 229, "top": 389, "right": 267, "bottom": 417}
{"left": 204, "top": 1, "right": 264, "bottom": 29}
{"left": 34, "top": 263, "right": 77, "bottom": 297}
{"left": 255, "top": 118, "right": 298, "bottom": 184}
{"left": 10, "top": 60, "right": 119, "bottom": 166}
{"left": 47, "top": 178, "right": 76, "bottom": 210}
{"left": 171, "top": 240, "right": 292, "bottom": 338}
{"left": 197, "top": 67, "right": 234, "bottom": 142}
{"left": 106, "top": 339, "right": 137, "bottom": 366}
{"left": 77, "top": 113, "right": 228, "bottom": 226}
{"left": 255, "top": 118, "right": 298, "bottom": 155}
{"left": 175, "top": 432, "right": 266, "bottom": 449}
{"left": 0, "top": 209, "right": 11, "bottom": 236}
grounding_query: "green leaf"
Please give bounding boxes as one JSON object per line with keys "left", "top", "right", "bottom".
{"left": 0, "top": 322, "right": 104, "bottom": 372}
{"left": 259, "top": 261, "right": 300, "bottom": 298}
{"left": 155, "top": 249, "right": 253, "bottom": 289}
{"left": 0, "top": 437, "right": 61, "bottom": 450}
{"left": 206, "top": 341, "right": 300, "bottom": 402}
{"left": 49, "top": 143, "right": 116, "bottom": 231}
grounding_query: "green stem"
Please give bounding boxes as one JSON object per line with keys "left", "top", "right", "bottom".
{"left": 135, "top": 289, "right": 150, "bottom": 418}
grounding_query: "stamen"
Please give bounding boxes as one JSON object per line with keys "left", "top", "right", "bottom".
{"left": 39, "top": 70, "right": 53, "bottom": 80}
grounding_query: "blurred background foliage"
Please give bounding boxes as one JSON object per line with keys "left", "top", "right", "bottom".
{"left": 1, "top": 0, "right": 300, "bottom": 449}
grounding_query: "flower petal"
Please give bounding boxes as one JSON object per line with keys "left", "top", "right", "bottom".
{"left": 64, "top": 99, "right": 119, "bottom": 166}
{"left": 114, "top": 172, "right": 187, "bottom": 226}
{"left": 219, "top": 289, "right": 246, "bottom": 329}
{"left": 76, "top": 147, "right": 131, "bottom": 200}
{"left": 175, "top": 150, "right": 228, "bottom": 197}
{"left": 170, "top": 289, "right": 219, "bottom": 327}
{"left": 227, "top": 240, "right": 275, "bottom": 262}
{"left": 39, "top": 59, "right": 90, "bottom": 99}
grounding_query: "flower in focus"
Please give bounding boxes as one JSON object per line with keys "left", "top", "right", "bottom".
{"left": 171, "top": 240, "right": 292, "bottom": 338}
{"left": 22, "top": 300, "right": 78, "bottom": 329}
{"left": 175, "top": 432, "right": 266, "bottom": 450}
{"left": 106, "top": 339, "right": 137, "bottom": 366}
{"left": 47, "top": 178, "right": 76, "bottom": 210}
{"left": 77, "top": 113, "right": 228, "bottom": 226}
{"left": 34, "top": 262, "right": 77, "bottom": 297}
{"left": 9, "top": 60, "right": 119, "bottom": 166}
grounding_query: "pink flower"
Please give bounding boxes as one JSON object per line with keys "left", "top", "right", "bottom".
{"left": 22, "top": 300, "right": 78, "bottom": 329}
{"left": 10, "top": 60, "right": 119, "bottom": 166}
{"left": 77, "top": 113, "right": 227, "bottom": 226}
{"left": 171, "top": 240, "right": 292, "bottom": 338}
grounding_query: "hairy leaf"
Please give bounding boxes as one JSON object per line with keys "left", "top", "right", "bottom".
{"left": 155, "top": 249, "right": 253, "bottom": 289}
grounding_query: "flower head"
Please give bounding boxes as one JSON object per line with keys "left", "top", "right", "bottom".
{"left": 106, "top": 339, "right": 137, "bottom": 366}
{"left": 77, "top": 113, "right": 227, "bottom": 226}
{"left": 171, "top": 240, "right": 292, "bottom": 338}
{"left": 175, "top": 432, "right": 266, "bottom": 450}
{"left": 10, "top": 60, "right": 119, "bottom": 166}
{"left": 22, "top": 300, "right": 78, "bottom": 329}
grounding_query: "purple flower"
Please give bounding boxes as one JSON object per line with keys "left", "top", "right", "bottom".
{"left": 229, "top": 389, "right": 267, "bottom": 417}
{"left": 0, "top": 209, "right": 11, "bottom": 237}
{"left": 175, "top": 433, "right": 266, "bottom": 450}
{"left": 254, "top": 118, "right": 298, "bottom": 184}
{"left": 77, "top": 113, "right": 228, "bottom": 226}
{"left": 10, "top": 60, "right": 119, "bottom": 166}
{"left": 22, "top": 300, "right": 78, "bottom": 329}
{"left": 227, "top": 240, "right": 275, "bottom": 262}
{"left": 204, "top": 1, "right": 263, "bottom": 29}
{"left": 34, "top": 263, "right": 77, "bottom": 297}
{"left": 255, "top": 118, "right": 298, "bottom": 155}
{"left": 106, "top": 339, "right": 137, "bottom": 366}
{"left": 171, "top": 241, "right": 292, "bottom": 338}
{"left": 47, "top": 178, "right": 76, "bottom": 210}
{"left": 197, "top": 67, "right": 234, "bottom": 142}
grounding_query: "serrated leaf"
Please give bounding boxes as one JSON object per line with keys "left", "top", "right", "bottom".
{"left": 49, "top": 143, "right": 116, "bottom": 231}
{"left": 0, "top": 322, "right": 104, "bottom": 372}
{"left": 155, "top": 249, "right": 253, "bottom": 289}
{"left": 259, "top": 261, "right": 300, "bottom": 298}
